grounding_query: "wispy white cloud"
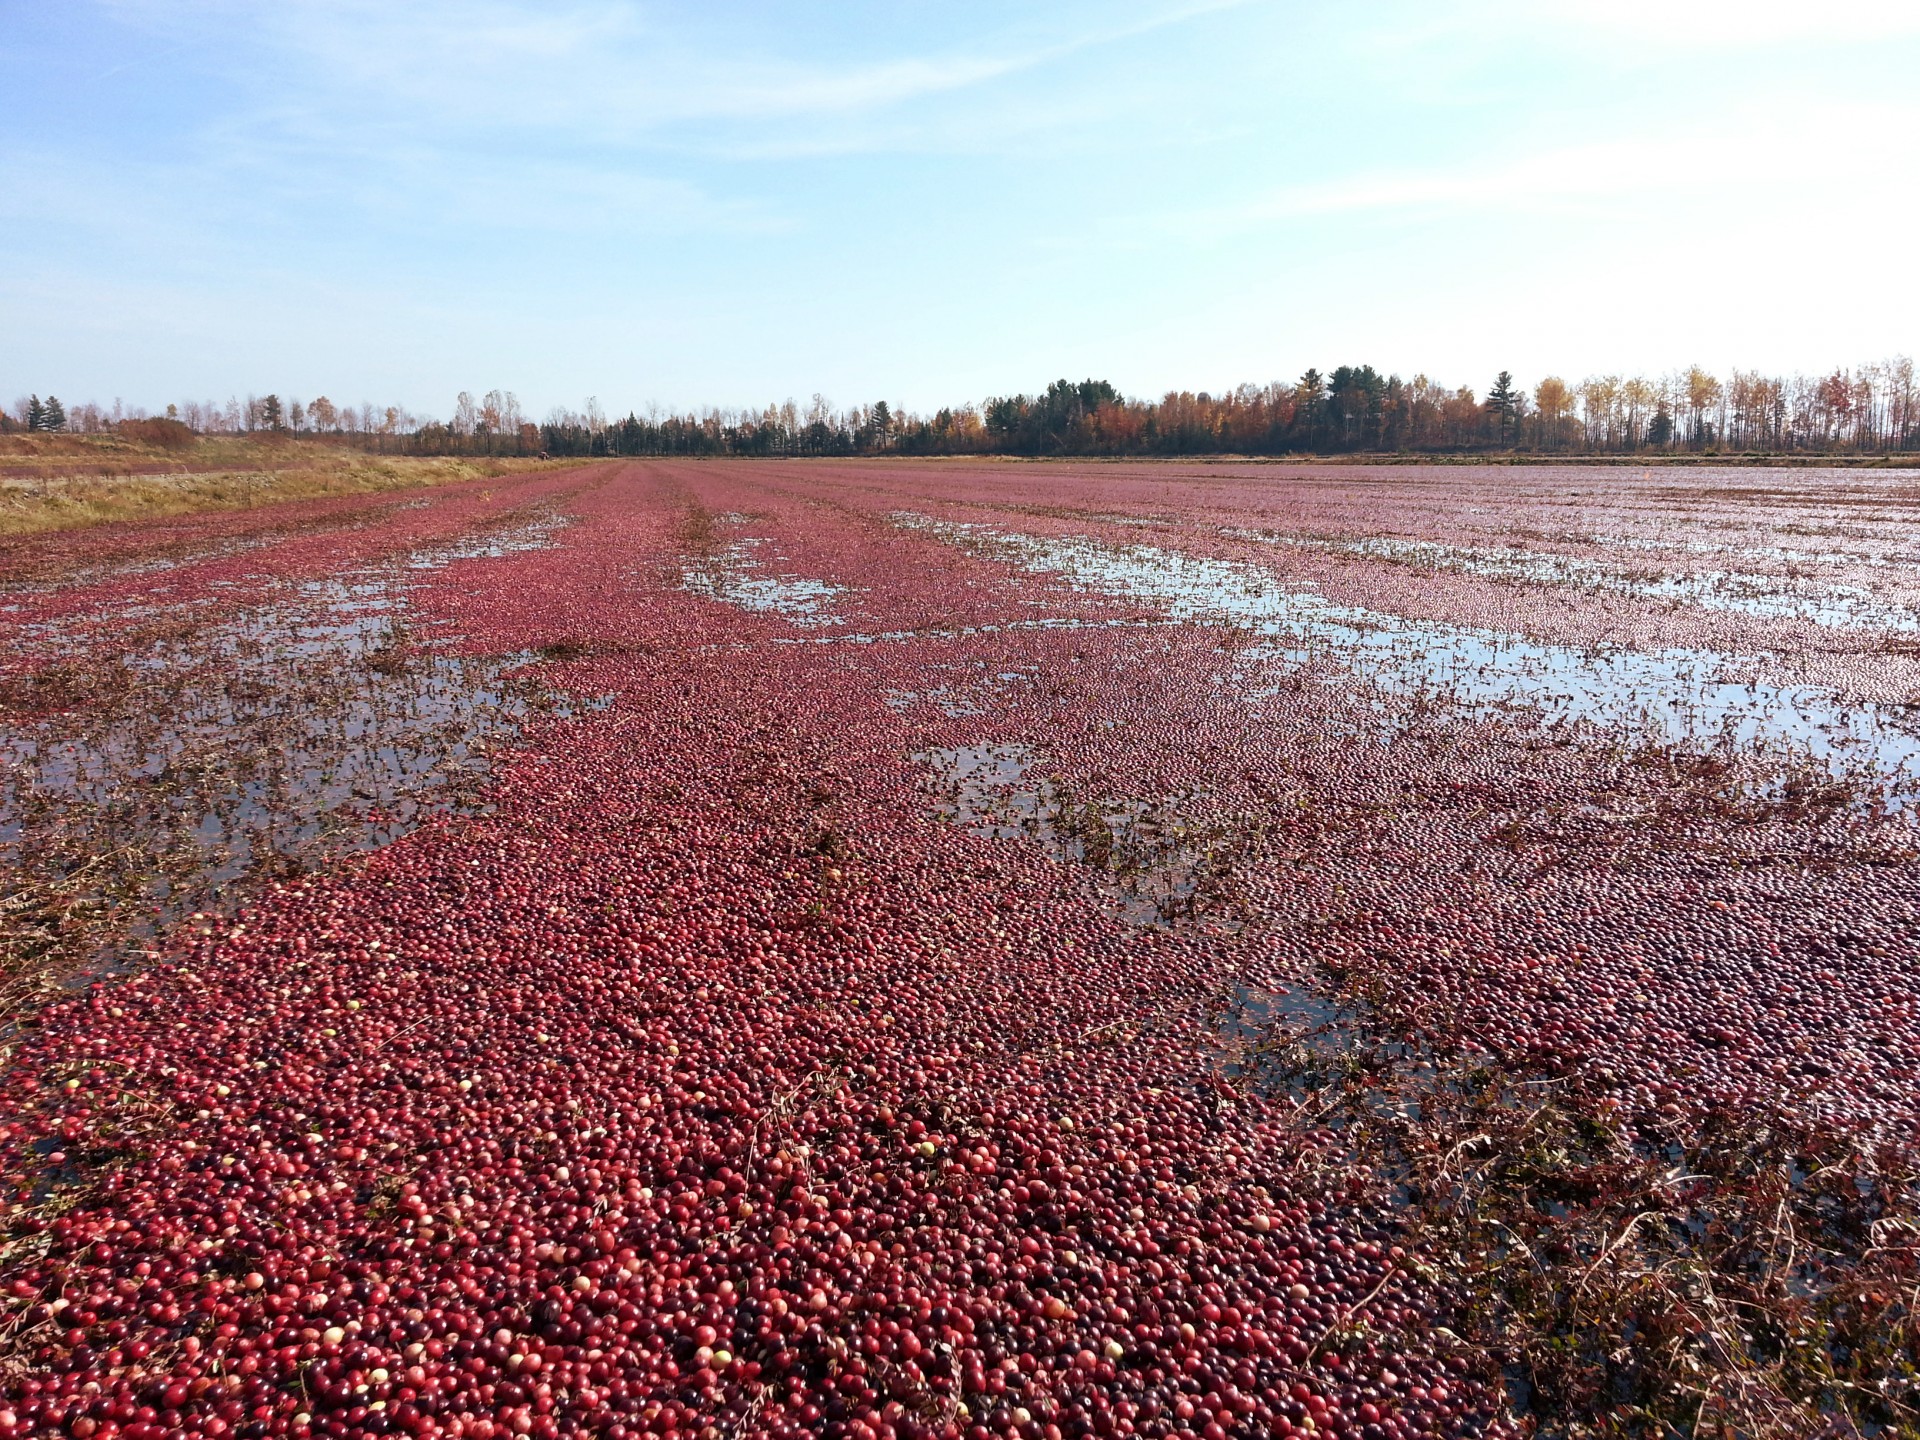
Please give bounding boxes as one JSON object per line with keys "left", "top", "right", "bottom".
{"left": 24, "top": 0, "right": 1263, "bottom": 291}
{"left": 105, "top": 0, "right": 1256, "bottom": 142}
{"left": 1163, "top": 106, "right": 1920, "bottom": 235}
{"left": 1545, "top": 0, "right": 1920, "bottom": 46}
{"left": 17, "top": 0, "right": 1917, "bottom": 409}
{"left": 1389, "top": 0, "right": 1920, "bottom": 54}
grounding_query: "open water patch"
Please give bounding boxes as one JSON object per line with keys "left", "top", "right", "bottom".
{"left": 919, "top": 744, "right": 1234, "bottom": 926}
{"left": 1204, "top": 981, "right": 1386, "bottom": 1101}
{"left": 0, "top": 534, "right": 285, "bottom": 600}
{"left": 681, "top": 537, "right": 847, "bottom": 626}
{"left": 897, "top": 514, "right": 1920, "bottom": 807}
{"left": 771, "top": 616, "right": 1173, "bottom": 648}
{"left": 885, "top": 665, "right": 1035, "bottom": 718}
{"left": 0, "top": 516, "right": 589, "bottom": 985}
{"left": 406, "top": 511, "right": 570, "bottom": 568}
{"left": 1600, "top": 532, "right": 1920, "bottom": 570}
{"left": 1235, "top": 529, "right": 1920, "bottom": 633}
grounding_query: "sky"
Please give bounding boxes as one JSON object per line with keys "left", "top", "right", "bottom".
{"left": 3, "top": 0, "right": 1918, "bottom": 421}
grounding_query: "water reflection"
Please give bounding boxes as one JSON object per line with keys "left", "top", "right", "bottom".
{"left": 1236, "top": 529, "right": 1920, "bottom": 632}
{"left": 682, "top": 538, "right": 847, "bottom": 625}
{"left": 919, "top": 744, "right": 1227, "bottom": 926}
{"left": 0, "top": 514, "right": 585, "bottom": 980}
{"left": 899, "top": 515, "right": 1920, "bottom": 804}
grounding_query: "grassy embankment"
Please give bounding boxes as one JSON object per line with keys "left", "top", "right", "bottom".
{"left": 0, "top": 431, "right": 579, "bottom": 537}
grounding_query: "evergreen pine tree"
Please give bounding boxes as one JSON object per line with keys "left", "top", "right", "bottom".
{"left": 1485, "top": 371, "right": 1517, "bottom": 440}
{"left": 43, "top": 396, "right": 67, "bottom": 431}
{"left": 1295, "top": 369, "right": 1325, "bottom": 448}
{"left": 26, "top": 396, "right": 46, "bottom": 431}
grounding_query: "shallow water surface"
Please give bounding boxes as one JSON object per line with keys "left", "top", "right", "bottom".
{"left": 920, "top": 744, "right": 1230, "bottom": 926}
{"left": 0, "top": 516, "right": 583, "bottom": 979}
{"left": 682, "top": 536, "right": 847, "bottom": 625}
{"left": 902, "top": 515, "right": 1920, "bottom": 804}
{"left": 1238, "top": 529, "right": 1920, "bottom": 632}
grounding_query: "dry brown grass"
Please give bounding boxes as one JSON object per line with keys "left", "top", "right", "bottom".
{"left": 0, "top": 433, "right": 587, "bottom": 537}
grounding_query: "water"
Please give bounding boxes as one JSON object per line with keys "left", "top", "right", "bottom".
{"left": 2, "top": 512, "right": 569, "bottom": 666}
{"left": 887, "top": 686, "right": 989, "bottom": 718}
{"left": 771, "top": 616, "right": 1175, "bottom": 647}
{"left": 1600, "top": 532, "right": 1920, "bottom": 570}
{"left": 406, "top": 512, "right": 569, "bottom": 569}
{"left": 919, "top": 744, "right": 1226, "bottom": 926}
{"left": 682, "top": 538, "right": 847, "bottom": 625}
{"left": 0, "top": 534, "right": 282, "bottom": 598}
{"left": 900, "top": 515, "right": 1920, "bottom": 804}
{"left": 885, "top": 668, "right": 1033, "bottom": 718}
{"left": 1205, "top": 981, "right": 1378, "bottom": 1099}
{"left": 922, "top": 743, "right": 1047, "bottom": 841}
{"left": 0, "top": 516, "right": 584, "bottom": 980}
{"left": 1237, "top": 529, "right": 1920, "bottom": 632}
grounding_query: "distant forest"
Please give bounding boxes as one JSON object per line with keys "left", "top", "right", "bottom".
{"left": 10, "top": 358, "right": 1919, "bottom": 458}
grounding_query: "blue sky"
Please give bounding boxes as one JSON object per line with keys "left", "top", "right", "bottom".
{"left": 4, "top": 0, "right": 1917, "bottom": 420}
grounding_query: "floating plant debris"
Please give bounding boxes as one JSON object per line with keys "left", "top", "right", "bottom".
{"left": 920, "top": 744, "right": 1243, "bottom": 927}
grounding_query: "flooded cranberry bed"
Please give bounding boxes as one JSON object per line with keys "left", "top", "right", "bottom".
{"left": 3, "top": 461, "right": 1918, "bottom": 1440}
{"left": 0, "top": 510, "right": 586, "bottom": 1001}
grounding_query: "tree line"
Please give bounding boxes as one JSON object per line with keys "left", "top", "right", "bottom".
{"left": 531, "top": 360, "right": 1920, "bottom": 458}
{"left": 8, "top": 359, "right": 1917, "bottom": 457}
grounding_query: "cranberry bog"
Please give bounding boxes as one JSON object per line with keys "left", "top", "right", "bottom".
{"left": 3, "top": 460, "right": 1919, "bottom": 1440}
